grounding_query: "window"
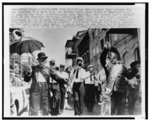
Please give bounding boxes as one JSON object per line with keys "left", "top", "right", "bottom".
{"left": 93, "top": 47, "right": 95, "bottom": 56}
{"left": 92, "top": 30, "right": 95, "bottom": 40}
{"left": 95, "top": 29, "right": 98, "bottom": 37}
{"left": 123, "top": 52, "right": 135, "bottom": 68}
{"left": 101, "top": 39, "right": 104, "bottom": 50}
{"left": 134, "top": 47, "right": 140, "bottom": 62}
{"left": 95, "top": 47, "right": 97, "bottom": 55}
{"left": 111, "top": 34, "right": 118, "bottom": 42}
{"left": 96, "top": 44, "right": 99, "bottom": 54}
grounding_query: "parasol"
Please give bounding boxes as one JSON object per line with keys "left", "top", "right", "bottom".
{"left": 10, "top": 37, "right": 44, "bottom": 55}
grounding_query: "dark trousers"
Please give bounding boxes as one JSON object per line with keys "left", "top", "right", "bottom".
{"left": 128, "top": 88, "right": 139, "bottom": 115}
{"left": 95, "top": 85, "right": 101, "bottom": 102}
{"left": 30, "top": 82, "right": 49, "bottom": 115}
{"left": 73, "top": 82, "right": 84, "bottom": 115}
{"left": 111, "top": 91, "right": 126, "bottom": 115}
{"left": 60, "top": 85, "right": 66, "bottom": 112}
{"left": 84, "top": 84, "right": 95, "bottom": 112}
{"left": 49, "top": 83, "right": 60, "bottom": 115}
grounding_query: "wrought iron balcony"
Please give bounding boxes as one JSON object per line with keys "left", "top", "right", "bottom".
{"left": 65, "top": 50, "right": 76, "bottom": 59}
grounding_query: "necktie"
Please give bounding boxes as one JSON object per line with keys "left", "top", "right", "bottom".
{"left": 76, "top": 69, "right": 79, "bottom": 79}
{"left": 51, "top": 77, "right": 53, "bottom": 83}
{"left": 90, "top": 75, "right": 92, "bottom": 81}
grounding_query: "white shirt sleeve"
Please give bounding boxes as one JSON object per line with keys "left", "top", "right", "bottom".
{"left": 64, "top": 72, "right": 69, "bottom": 79}
{"left": 81, "top": 68, "right": 87, "bottom": 80}
{"left": 70, "top": 68, "right": 75, "bottom": 81}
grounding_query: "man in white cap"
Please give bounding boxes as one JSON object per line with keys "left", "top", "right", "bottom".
{"left": 70, "top": 57, "right": 86, "bottom": 115}
{"left": 84, "top": 64, "right": 97, "bottom": 112}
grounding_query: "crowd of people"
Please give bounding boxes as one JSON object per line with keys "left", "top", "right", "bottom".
{"left": 9, "top": 28, "right": 141, "bottom": 116}
{"left": 22, "top": 42, "right": 141, "bottom": 116}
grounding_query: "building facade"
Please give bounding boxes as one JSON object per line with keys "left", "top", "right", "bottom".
{"left": 108, "top": 28, "right": 140, "bottom": 68}
{"left": 88, "top": 28, "right": 109, "bottom": 74}
{"left": 65, "top": 30, "right": 90, "bottom": 68}
{"left": 77, "top": 31, "right": 90, "bottom": 68}
{"left": 65, "top": 28, "right": 140, "bottom": 73}
{"left": 88, "top": 28, "right": 140, "bottom": 75}
{"left": 65, "top": 39, "right": 77, "bottom": 67}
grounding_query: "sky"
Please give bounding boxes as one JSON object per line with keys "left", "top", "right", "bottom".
{"left": 23, "top": 28, "right": 85, "bottom": 66}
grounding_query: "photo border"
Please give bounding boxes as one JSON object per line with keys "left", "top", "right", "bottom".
{"left": 2, "top": 2, "right": 148, "bottom": 120}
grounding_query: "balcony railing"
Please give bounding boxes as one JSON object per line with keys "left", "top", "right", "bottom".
{"left": 65, "top": 50, "right": 76, "bottom": 59}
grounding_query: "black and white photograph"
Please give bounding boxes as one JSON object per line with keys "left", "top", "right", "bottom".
{"left": 2, "top": 3, "right": 148, "bottom": 119}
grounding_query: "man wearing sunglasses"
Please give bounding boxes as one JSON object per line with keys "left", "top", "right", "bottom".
{"left": 24, "top": 52, "right": 67, "bottom": 116}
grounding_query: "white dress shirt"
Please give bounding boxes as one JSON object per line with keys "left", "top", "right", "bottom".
{"left": 58, "top": 71, "right": 69, "bottom": 87}
{"left": 70, "top": 66, "right": 86, "bottom": 83}
{"left": 37, "top": 72, "right": 46, "bottom": 83}
{"left": 84, "top": 71, "right": 95, "bottom": 84}
{"left": 58, "top": 71, "right": 69, "bottom": 79}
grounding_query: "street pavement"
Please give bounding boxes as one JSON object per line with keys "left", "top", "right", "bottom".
{"left": 20, "top": 101, "right": 141, "bottom": 117}
{"left": 20, "top": 103, "right": 101, "bottom": 117}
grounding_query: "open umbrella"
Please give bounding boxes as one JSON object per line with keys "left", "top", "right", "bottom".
{"left": 10, "top": 37, "right": 44, "bottom": 55}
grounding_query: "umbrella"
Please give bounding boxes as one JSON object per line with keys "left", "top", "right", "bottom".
{"left": 10, "top": 37, "right": 44, "bottom": 55}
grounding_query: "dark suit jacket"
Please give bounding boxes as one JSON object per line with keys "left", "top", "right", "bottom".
{"left": 24, "top": 65, "right": 66, "bottom": 92}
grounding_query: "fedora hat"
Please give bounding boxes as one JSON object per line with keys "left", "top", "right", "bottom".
{"left": 37, "top": 52, "right": 48, "bottom": 60}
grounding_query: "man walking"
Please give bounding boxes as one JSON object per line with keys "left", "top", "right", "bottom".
{"left": 49, "top": 60, "right": 61, "bottom": 115}
{"left": 58, "top": 64, "right": 68, "bottom": 114}
{"left": 84, "top": 65, "right": 96, "bottom": 112}
{"left": 24, "top": 52, "right": 66, "bottom": 116}
{"left": 64, "top": 67, "right": 72, "bottom": 110}
{"left": 70, "top": 57, "right": 86, "bottom": 115}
